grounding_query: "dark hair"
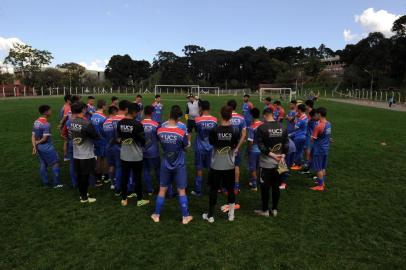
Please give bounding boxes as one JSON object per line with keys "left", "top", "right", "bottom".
{"left": 244, "top": 94, "right": 250, "bottom": 98}
{"left": 221, "top": 106, "right": 233, "bottom": 121}
{"left": 290, "top": 100, "right": 297, "bottom": 104}
{"left": 64, "top": 94, "right": 72, "bottom": 102}
{"left": 200, "top": 100, "right": 210, "bottom": 111}
{"left": 118, "top": 100, "right": 130, "bottom": 111}
{"left": 97, "top": 99, "right": 106, "bottom": 109}
{"left": 88, "top": 96, "right": 95, "bottom": 100}
{"left": 273, "top": 100, "right": 281, "bottom": 106}
{"left": 108, "top": 105, "right": 118, "bottom": 115}
{"left": 39, "top": 105, "right": 51, "bottom": 114}
{"left": 305, "top": 99, "right": 314, "bottom": 108}
{"left": 297, "top": 103, "right": 306, "bottom": 113}
{"left": 250, "top": 107, "right": 260, "bottom": 119}
{"left": 71, "top": 95, "right": 81, "bottom": 103}
{"left": 227, "top": 99, "right": 237, "bottom": 110}
{"left": 111, "top": 96, "right": 118, "bottom": 102}
{"left": 128, "top": 103, "right": 140, "bottom": 114}
{"left": 144, "top": 105, "right": 154, "bottom": 116}
{"left": 309, "top": 109, "right": 316, "bottom": 117}
{"left": 71, "top": 102, "right": 85, "bottom": 114}
{"left": 155, "top": 94, "right": 161, "bottom": 99}
{"left": 316, "top": 107, "right": 327, "bottom": 117}
{"left": 265, "top": 97, "right": 272, "bottom": 102}
{"left": 136, "top": 94, "right": 142, "bottom": 98}
{"left": 170, "top": 105, "right": 183, "bottom": 120}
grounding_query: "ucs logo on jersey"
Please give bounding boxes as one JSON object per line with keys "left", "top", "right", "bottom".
{"left": 159, "top": 134, "right": 178, "bottom": 144}
{"left": 268, "top": 128, "right": 283, "bottom": 137}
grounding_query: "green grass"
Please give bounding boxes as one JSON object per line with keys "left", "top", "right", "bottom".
{"left": 1, "top": 94, "right": 405, "bottom": 270}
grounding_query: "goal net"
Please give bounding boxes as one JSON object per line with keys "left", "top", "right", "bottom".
{"left": 154, "top": 85, "right": 199, "bottom": 96}
{"left": 198, "top": 86, "right": 220, "bottom": 95}
{"left": 259, "top": 88, "right": 295, "bottom": 101}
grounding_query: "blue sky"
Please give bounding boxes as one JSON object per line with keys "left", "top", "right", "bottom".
{"left": 0, "top": 0, "right": 404, "bottom": 70}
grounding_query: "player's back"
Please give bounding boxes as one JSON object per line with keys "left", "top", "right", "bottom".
{"left": 248, "top": 120, "right": 263, "bottom": 153}
{"left": 91, "top": 112, "right": 107, "bottom": 137}
{"left": 141, "top": 119, "right": 160, "bottom": 158}
{"left": 194, "top": 115, "right": 217, "bottom": 152}
{"left": 102, "top": 117, "right": 116, "bottom": 146}
{"left": 157, "top": 126, "right": 188, "bottom": 170}
{"left": 32, "top": 117, "right": 54, "bottom": 151}
{"left": 230, "top": 112, "right": 246, "bottom": 132}
{"left": 209, "top": 125, "right": 240, "bottom": 170}
{"left": 161, "top": 120, "right": 187, "bottom": 132}
{"left": 294, "top": 114, "right": 308, "bottom": 139}
{"left": 312, "top": 121, "right": 331, "bottom": 155}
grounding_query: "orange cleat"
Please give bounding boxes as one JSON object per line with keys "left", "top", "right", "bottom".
{"left": 310, "top": 185, "right": 325, "bottom": 191}
{"left": 290, "top": 165, "right": 302, "bottom": 171}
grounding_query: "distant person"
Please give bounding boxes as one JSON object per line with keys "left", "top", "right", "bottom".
{"left": 152, "top": 94, "right": 164, "bottom": 124}
{"left": 103, "top": 105, "right": 119, "bottom": 190}
{"left": 32, "top": 105, "right": 62, "bottom": 188}
{"left": 263, "top": 97, "right": 275, "bottom": 111}
{"left": 286, "top": 100, "right": 297, "bottom": 135}
{"left": 86, "top": 96, "right": 96, "bottom": 119}
{"left": 247, "top": 107, "right": 263, "bottom": 191}
{"left": 111, "top": 96, "right": 119, "bottom": 107}
{"left": 290, "top": 104, "right": 308, "bottom": 171}
{"left": 59, "top": 94, "right": 72, "bottom": 161}
{"left": 273, "top": 100, "right": 285, "bottom": 123}
{"left": 242, "top": 94, "right": 254, "bottom": 127}
{"left": 389, "top": 96, "right": 394, "bottom": 107}
{"left": 185, "top": 94, "right": 200, "bottom": 143}
{"left": 134, "top": 94, "right": 143, "bottom": 121}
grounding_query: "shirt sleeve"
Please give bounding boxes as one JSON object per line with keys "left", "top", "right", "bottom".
{"left": 247, "top": 127, "right": 254, "bottom": 142}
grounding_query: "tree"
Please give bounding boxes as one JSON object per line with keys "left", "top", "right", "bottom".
{"left": 392, "top": 15, "right": 406, "bottom": 37}
{"left": 0, "top": 71, "right": 14, "bottom": 84}
{"left": 4, "top": 43, "right": 53, "bottom": 87}
{"left": 56, "top": 62, "right": 86, "bottom": 87}
{"left": 105, "top": 54, "right": 135, "bottom": 87}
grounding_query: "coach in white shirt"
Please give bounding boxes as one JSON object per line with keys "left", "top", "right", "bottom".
{"left": 185, "top": 94, "right": 200, "bottom": 142}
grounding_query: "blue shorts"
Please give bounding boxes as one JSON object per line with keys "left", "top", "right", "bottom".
{"left": 94, "top": 142, "right": 107, "bottom": 157}
{"left": 248, "top": 151, "right": 260, "bottom": 172}
{"left": 106, "top": 145, "right": 120, "bottom": 167}
{"left": 160, "top": 164, "right": 187, "bottom": 189}
{"left": 234, "top": 152, "right": 241, "bottom": 166}
{"left": 38, "top": 149, "right": 59, "bottom": 166}
{"left": 312, "top": 154, "right": 328, "bottom": 171}
{"left": 195, "top": 150, "right": 211, "bottom": 170}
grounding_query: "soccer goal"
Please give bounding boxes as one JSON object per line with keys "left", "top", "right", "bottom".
{"left": 198, "top": 86, "right": 220, "bottom": 95}
{"left": 154, "top": 85, "right": 200, "bottom": 96}
{"left": 218, "top": 88, "right": 251, "bottom": 96}
{"left": 259, "top": 88, "right": 295, "bottom": 101}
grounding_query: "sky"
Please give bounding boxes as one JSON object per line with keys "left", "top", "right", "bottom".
{"left": 0, "top": 0, "right": 405, "bottom": 71}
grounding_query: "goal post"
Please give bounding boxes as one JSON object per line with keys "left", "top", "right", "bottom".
{"left": 259, "top": 88, "right": 295, "bottom": 101}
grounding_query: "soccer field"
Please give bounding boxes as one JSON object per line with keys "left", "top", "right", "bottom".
{"left": 1, "top": 94, "right": 405, "bottom": 270}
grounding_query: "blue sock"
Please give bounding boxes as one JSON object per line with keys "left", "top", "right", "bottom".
{"left": 155, "top": 195, "right": 165, "bottom": 215}
{"left": 178, "top": 195, "right": 189, "bottom": 217}
{"left": 39, "top": 160, "right": 48, "bottom": 185}
{"left": 194, "top": 175, "right": 202, "bottom": 193}
{"left": 52, "top": 166, "right": 60, "bottom": 186}
{"left": 235, "top": 182, "right": 240, "bottom": 190}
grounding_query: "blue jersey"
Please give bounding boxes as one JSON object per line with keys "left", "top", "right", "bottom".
{"left": 247, "top": 120, "right": 263, "bottom": 153}
{"left": 90, "top": 112, "right": 107, "bottom": 137}
{"left": 194, "top": 115, "right": 217, "bottom": 152}
{"left": 157, "top": 126, "right": 188, "bottom": 170}
{"left": 312, "top": 120, "right": 331, "bottom": 155}
{"left": 135, "top": 102, "right": 143, "bottom": 121}
{"left": 292, "top": 114, "right": 308, "bottom": 140}
{"left": 86, "top": 103, "right": 96, "bottom": 119}
{"left": 242, "top": 101, "right": 253, "bottom": 125}
{"left": 307, "top": 119, "right": 318, "bottom": 138}
{"left": 141, "top": 119, "right": 160, "bottom": 158}
{"left": 102, "top": 117, "right": 116, "bottom": 146}
{"left": 152, "top": 102, "right": 163, "bottom": 123}
{"left": 161, "top": 120, "right": 187, "bottom": 133}
{"left": 286, "top": 110, "right": 297, "bottom": 134}
{"left": 32, "top": 117, "right": 54, "bottom": 152}
{"left": 230, "top": 112, "right": 246, "bottom": 133}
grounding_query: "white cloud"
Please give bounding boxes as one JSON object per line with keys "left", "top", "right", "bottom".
{"left": 78, "top": 59, "right": 107, "bottom": 71}
{"left": 0, "top": 36, "right": 25, "bottom": 72}
{"left": 343, "top": 29, "right": 358, "bottom": 42}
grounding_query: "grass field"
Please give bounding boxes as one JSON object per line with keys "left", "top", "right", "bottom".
{"left": 1, "top": 94, "right": 405, "bottom": 270}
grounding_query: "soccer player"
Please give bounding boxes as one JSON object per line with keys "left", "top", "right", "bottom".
{"left": 202, "top": 106, "right": 240, "bottom": 223}
{"left": 86, "top": 96, "right": 96, "bottom": 119}
{"left": 141, "top": 105, "right": 161, "bottom": 195}
{"left": 263, "top": 97, "right": 275, "bottom": 111}
{"left": 247, "top": 107, "right": 263, "bottom": 191}
{"left": 32, "top": 105, "right": 62, "bottom": 188}
{"left": 227, "top": 99, "right": 246, "bottom": 193}
{"left": 117, "top": 103, "right": 150, "bottom": 206}
{"left": 302, "top": 100, "right": 315, "bottom": 173}
{"left": 310, "top": 107, "right": 332, "bottom": 191}
{"left": 151, "top": 106, "right": 193, "bottom": 225}
{"left": 59, "top": 94, "right": 72, "bottom": 161}
{"left": 152, "top": 94, "right": 163, "bottom": 124}
{"left": 286, "top": 100, "right": 297, "bottom": 135}
{"left": 273, "top": 100, "right": 285, "bottom": 123}
{"left": 69, "top": 102, "right": 99, "bottom": 203}
{"left": 134, "top": 94, "right": 143, "bottom": 121}
{"left": 255, "top": 108, "right": 289, "bottom": 217}
{"left": 90, "top": 99, "right": 108, "bottom": 186}
{"left": 191, "top": 100, "right": 217, "bottom": 196}
{"left": 242, "top": 94, "right": 254, "bottom": 127}
{"left": 290, "top": 104, "right": 308, "bottom": 171}
{"left": 111, "top": 96, "right": 119, "bottom": 107}
{"left": 185, "top": 94, "right": 200, "bottom": 143}
{"left": 103, "top": 105, "right": 119, "bottom": 190}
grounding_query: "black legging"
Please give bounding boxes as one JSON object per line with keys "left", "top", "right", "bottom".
{"left": 208, "top": 169, "right": 235, "bottom": 217}
{"left": 121, "top": 160, "right": 143, "bottom": 200}
{"left": 259, "top": 167, "right": 281, "bottom": 211}
{"left": 78, "top": 174, "right": 89, "bottom": 200}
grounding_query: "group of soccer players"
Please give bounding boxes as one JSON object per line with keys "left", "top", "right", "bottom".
{"left": 31, "top": 92, "right": 331, "bottom": 224}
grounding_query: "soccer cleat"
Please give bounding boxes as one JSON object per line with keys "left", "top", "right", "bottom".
{"left": 254, "top": 210, "right": 270, "bottom": 217}
{"left": 121, "top": 199, "right": 128, "bottom": 206}
{"left": 104, "top": 178, "right": 111, "bottom": 184}
{"left": 182, "top": 215, "right": 193, "bottom": 225}
{"left": 279, "top": 183, "right": 287, "bottom": 190}
{"left": 95, "top": 181, "right": 103, "bottom": 187}
{"left": 310, "top": 185, "right": 325, "bottom": 191}
{"left": 290, "top": 165, "right": 302, "bottom": 171}
{"left": 137, "top": 199, "right": 150, "bottom": 207}
{"left": 221, "top": 204, "right": 240, "bottom": 213}
{"left": 190, "top": 190, "right": 202, "bottom": 197}
{"left": 80, "top": 197, "right": 96, "bottom": 203}
{"left": 147, "top": 192, "right": 154, "bottom": 196}
{"left": 114, "top": 192, "right": 122, "bottom": 197}
{"left": 299, "top": 169, "right": 311, "bottom": 175}
{"left": 53, "top": 184, "right": 64, "bottom": 189}
{"left": 127, "top": 192, "right": 137, "bottom": 199}
{"left": 151, "top": 214, "right": 160, "bottom": 223}
{"left": 271, "top": 209, "right": 278, "bottom": 217}
{"left": 110, "top": 184, "right": 115, "bottom": 190}
{"left": 63, "top": 155, "right": 70, "bottom": 162}
{"left": 202, "top": 213, "right": 215, "bottom": 223}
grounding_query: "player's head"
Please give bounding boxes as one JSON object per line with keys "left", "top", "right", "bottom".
{"left": 111, "top": 96, "right": 119, "bottom": 105}
{"left": 144, "top": 105, "right": 154, "bottom": 117}
{"left": 315, "top": 107, "right": 327, "bottom": 119}
{"left": 39, "top": 105, "right": 51, "bottom": 117}
{"left": 289, "top": 100, "right": 297, "bottom": 110}
{"left": 97, "top": 99, "right": 107, "bottom": 110}
{"left": 227, "top": 99, "right": 237, "bottom": 111}
{"left": 71, "top": 102, "right": 86, "bottom": 115}
{"left": 108, "top": 105, "right": 118, "bottom": 116}
{"left": 305, "top": 99, "right": 314, "bottom": 111}
{"left": 262, "top": 107, "right": 274, "bottom": 121}
{"left": 169, "top": 105, "right": 183, "bottom": 121}
{"left": 127, "top": 103, "right": 140, "bottom": 118}
{"left": 264, "top": 97, "right": 272, "bottom": 105}
{"left": 243, "top": 94, "right": 250, "bottom": 102}
{"left": 297, "top": 103, "right": 306, "bottom": 113}
{"left": 88, "top": 96, "right": 95, "bottom": 105}
{"left": 155, "top": 94, "right": 161, "bottom": 102}
{"left": 309, "top": 108, "right": 317, "bottom": 120}
{"left": 187, "top": 94, "right": 195, "bottom": 102}
{"left": 71, "top": 95, "right": 81, "bottom": 103}
{"left": 64, "top": 94, "right": 72, "bottom": 103}
{"left": 199, "top": 100, "right": 210, "bottom": 113}
{"left": 273, "top": 100, "right": 282, "bottom": 107}
{"left": 118, "top": 100, "right": 130, "bottom": 113}
{"left": 250, "top": 107, "right": 260, "bottom": 120}
{"left": 135, "top": 94, "right": 142, "bottom": 103}
{"left": 220, "top": 106, "right": 233, "bottom": 121}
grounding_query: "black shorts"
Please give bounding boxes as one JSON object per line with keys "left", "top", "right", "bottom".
{"left": 74, "top": 158, "right": 96, "bottom": 176}
{"left": 187, "top": 119, "right": 196, "bottom": 133}
{"left": 208, "top": 168, "right": 235, "bottom": 190}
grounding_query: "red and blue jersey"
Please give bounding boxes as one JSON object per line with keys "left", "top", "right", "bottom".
{"left": 110, "top": 115, "right": 125, "bottom": 148}
{"left": 247, "top": 120, "right": 263, "bottom": 153}
{"left": 32, "top": 117, "right": 54, "bottom": 151}
{"left": 194, "top": 115, "right": 217, "bottom": 153}
{"left": 86, "top": 103, "right": 96, "bottom": 119}
{"left": 141, "top": 119, "right": 160, "bottom": 158}
{"left": 152, "top": 102, "right": 163, "bottom": 123}
{"left": 135, "top": 102, "right": 143, "bottom": 121}
{"left": 157, "top": 126, "right": 188, "bottom": 170}
{"left": 242, "top": 101, "right": 254, "bottom": 125}
{"left": 102, "top": 117, "right": 115, "bottom": 146}
{"left": 273, "top": 107, "right": 285, "bottom": 122}
{"left": 90, "top": 112, "right": 107, "bottom": 137}
{"left": 286, "top": 110, "right": 297, "bottom": 134}
{"left": 230, "top": 112, "right": 246, "bottom": 133}
{"left": 292, "top": 114, "right": 308, "bottom": 140}
{"left": 161, "top": 120, "right": 187, "bottom": 133}
{"left": 307, "top": 119, "right": 318, "bottom": 138}
{"left": 312, "top": 120, "right": 331, "bottom": 155}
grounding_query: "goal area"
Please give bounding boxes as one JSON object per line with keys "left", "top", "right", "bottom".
{"left": 259, "top": 88, "right": 296, "bottom": 101}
